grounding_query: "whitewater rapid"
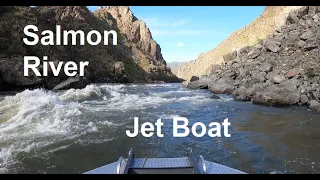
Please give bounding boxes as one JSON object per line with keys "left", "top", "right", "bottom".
{"left": 0, "top": 83, "right": 232, "bottom": 173}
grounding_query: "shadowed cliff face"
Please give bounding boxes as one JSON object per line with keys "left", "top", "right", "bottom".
{"left": 175, "top": 6, "right": 303, "bottom": 81}
{"left": 93, "top": 6, "right": 174, "bottom": 81}
{"left": 95, "top": 6, "right": 165, "bottom": 62}
{"left": 0, "top": 6, "right": 181, "bottom": 91}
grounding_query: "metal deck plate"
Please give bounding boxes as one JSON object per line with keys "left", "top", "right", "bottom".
{"left": 84, "top": 157, "right": 246, "bottom": 174}
{"left": 132, "top": 158, "right": 191, "bottom": 168}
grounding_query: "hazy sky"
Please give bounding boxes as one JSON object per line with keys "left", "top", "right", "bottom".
{"left": 88, "top": 6, "right": 266, "bottom": 62}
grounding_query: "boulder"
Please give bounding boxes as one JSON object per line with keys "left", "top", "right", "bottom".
{"left": 309, "top": 6, "right": 320, "bottom": 15}
{"left": 306, "top": 19, "right": 313, "bottom": 27}
{"left": 303, "top": 38, "right": 318, "bottom": 51}
{"left": 271, "top": 74, "right": 286, "bottom": 84}
{"left": 300, "top": 30, "right": 314, "bottom": 40}
{"left": 299, "top": 84, "right": 312, "bottom": 95}
{"left": 286, "top": 69, "right": 300, "bottom": 78}
{"left": 186, "top": 77, "right": 212, "bottom": 89}
{"left": 247, "top": 44, "right": 263, "bottom": 59}
{"left": 265, "top": 40, "right": 281, "bottom": 53}
{"left": 252, "top": 70, "right": 266, "bottom": 83}
{"left": 309, "top": 100, "right": 320, "bottom": 112}
{"left": 190, "top": 76, "right": 200, "bottom": 82}
{"left": 221, "top": 69, "right": 236, "bottom": 79}
{"left": 210, "top": 64, "right": 221, "bottom": 74}
{"left": 238, "top": 46, "right": 251, "bottom": 56}
{"left": 312, "top": 14, "right": 320, "bottom": 22}
{"left": 311, "top": 88, "right": 320, "bottom": 101}
{"left": 285, "top": 24, "right": 297, "bottom": 32}
{"left": 210, "top": 94, "right": 221, "bottom": 99}
{"left": 252, "top": 82, "right": 300, "bottom": 106}
{"left": 53, "top": 75, "right": 89, "bottom": 90}
{"left": 297, "top": 40, "right": 306, "bottom": 48}
{"left": 287, "top": 30, "right": 301, "bottom": 43}
{"left": 297, "top": 6, "right": 309, "bottom": 18}
{"left": 287, "top": 11, "right": 298, "bottom": 24}
{"left": 300, "top": 94, "right": 309, "bottom": 104}
{"left": 209, "top": 82, "right": 234, "bottom": 94}
{"left": 273, "top": 33, "right": 285, "bottom": 41}
{"left": 253, "top": 91, "right": 300, "bottom": 106}
{"left": 232, "top": 86, "right": 251, "bottom": 101}
{"left": 259, "top": 63, "right": 273, "bottom": 72}
{"left": 239, "top": 68, "right": 250, "bottom": 78}
{"left": 239, "top": 77, "right": 254, "bottom": 89}
{"left": 280, "top": 78, "right": 301, "bottom": 90}
{"left": 182, "top": 81, "right": 189, "bottom": 87}
{"left": 246, "top": 83, "right": 269, "bottom": 97}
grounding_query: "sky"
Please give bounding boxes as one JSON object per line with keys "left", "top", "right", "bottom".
{"left": 88, "top": 6, "right": 266, "bottom": 63}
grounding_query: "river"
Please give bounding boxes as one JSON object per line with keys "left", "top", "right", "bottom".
{"left": 0, "top": 83, "right": 320, "bottom": 174}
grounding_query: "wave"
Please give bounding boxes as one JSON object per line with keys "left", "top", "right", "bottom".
{"left": 0, "top": 83, "right": 224, "bottom": 173}
{"left": 0, "top": 85, "right": 128, "bottom": 172}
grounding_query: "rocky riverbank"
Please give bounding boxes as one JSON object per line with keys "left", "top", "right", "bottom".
{"left": 0, "top": 6, "right": 181, "bottom": 91}
{"left": 183, "top": 6, "right": 320, "bottom": 112}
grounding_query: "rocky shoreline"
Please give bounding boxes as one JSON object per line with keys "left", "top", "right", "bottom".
{"left": 183, "top": 6, "right": 320, "bottom": 113}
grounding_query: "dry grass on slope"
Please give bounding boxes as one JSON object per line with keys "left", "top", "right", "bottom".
{"left": 175, "top": 6, "right": 302, "bottom": 81}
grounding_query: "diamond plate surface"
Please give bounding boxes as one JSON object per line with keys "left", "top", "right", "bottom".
{"left": 84, "top": 157, "right": 246, "bottom": 174}
{"left": 132, "top": 158, "right": 191, "bottom": 168}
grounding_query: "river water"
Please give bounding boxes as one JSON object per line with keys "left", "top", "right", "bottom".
{"left": 0, "top": 83, "right": 320, "bottom": 174}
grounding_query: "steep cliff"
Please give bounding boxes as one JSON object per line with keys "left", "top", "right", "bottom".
{"left": 175, "top": 6, "right": 302, "bottom": 81}
{"left": 0, "top": 6, "right": 180, "bottom": 91}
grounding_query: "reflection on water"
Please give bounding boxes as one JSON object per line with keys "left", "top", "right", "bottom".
{"left": 0, "top": 83, "right": 319, "bottom": 174}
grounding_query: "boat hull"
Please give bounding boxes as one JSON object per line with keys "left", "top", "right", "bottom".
{"left": 84, "top": 157, "right": 246, "bottom": 174}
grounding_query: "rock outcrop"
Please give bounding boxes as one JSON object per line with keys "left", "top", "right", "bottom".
{"left": 175, "top": 6, "right": 303, "bottom": 81}
{"left": 95, "top": 6, "right": 164, "bottom": 62}
{"left": 184, "top": 6, "right": 320, "bottom": 113}
{"left": 94, "top": 6, "right": 179, "bottom": 83}
{"left": 0, "top": 6, "right": 181, "bottom": 91}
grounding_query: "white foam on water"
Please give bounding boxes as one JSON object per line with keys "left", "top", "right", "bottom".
{"left": 158, "top": 114, "right": 183, "bottom": 119}
{"left": 217, "top": 96, "right": 234, "bottom": 102}
{"left": 0, "top": 85, "right": 125, "bottom": 172}
{"left": 80, "top": 84, "right": 216, "bottom": 112}
{"left": 145, "top": 84, "right": 173, "bottom": 87}
{"left": 269, "top": 170, "right": 284, "bottom": 174}
{"left": 100, "top": 84, "right": 126, "bottom": 91}
{"left": 0, "top": 83, "right": 227, "bottom": 173}
{"left": 99, "top": 120, "right": 125, "bottom": 127}
{"left": 43, "top": 144, "right": 72, "bottom": 155}
{"left": 0, "top": 146, "right": 13, "bottom": 173}
{"left": 177, "top": 95, "right": 210, "bottom": 102}
{"left": 58, "top": 85, "right": 104, "bottom": 102}
{"left": 107, "top": 94, "right": 173, "bottom": 110}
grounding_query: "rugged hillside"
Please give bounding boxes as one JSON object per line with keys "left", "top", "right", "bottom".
{"left": 175, "top": 6, "right": 302, "bottom": 81}
{"left": 0, "top": 6, "right": 180, "bottom": 91}
{"left": 185, "top": 6, "right": 320, "bottom": 112}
